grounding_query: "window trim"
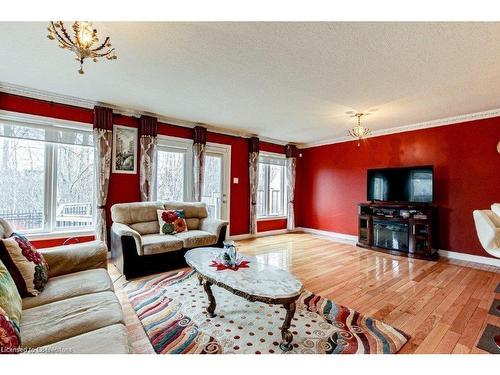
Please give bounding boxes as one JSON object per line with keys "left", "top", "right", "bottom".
{"left": 26, "top": 229, "right": 96, "bottom": 241}
{"left": 0, "top": 112, "right": 96, "bottom": 236}
{"left": 257, "top": 151, "right": 287, "bottom": 219}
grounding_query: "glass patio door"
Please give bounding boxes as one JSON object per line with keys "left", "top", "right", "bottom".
{"left": 202, "top": 144, "right": 230, "bottom": 221}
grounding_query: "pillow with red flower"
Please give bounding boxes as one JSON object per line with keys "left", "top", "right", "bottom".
{"left": 157, "top": 209, "right": 188, "bottom": 235}
{"left": 0, "top": 233, "right": 49, "bottom": 297}
{"left": 0, "top": 306, "right": 20, "bottom": 354}
{"left": 0, "top": 258, "right": 22, "bottom": 354}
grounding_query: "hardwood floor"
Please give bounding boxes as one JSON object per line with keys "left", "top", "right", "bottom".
{"left": 110, "top": 233, "right": 500, "bottom": 354}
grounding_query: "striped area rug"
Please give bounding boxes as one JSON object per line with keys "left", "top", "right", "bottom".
{"left": 125, "top": 269, "right": 409, "bottom": 354}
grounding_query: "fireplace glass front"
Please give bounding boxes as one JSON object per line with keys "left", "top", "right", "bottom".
{"left": 373, "top": 219, "right": 409, "bottom": 252}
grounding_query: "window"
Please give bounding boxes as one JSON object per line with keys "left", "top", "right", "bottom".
{"left": 55, "top": 144, "right": 94, "bottom": 229}
{"left": 154, "top": 137, "right": 230, "bottom": 220}
{"left": 257, "top": 153, "right": 287, "bottom": 218}
{"left": 155, "top": 137, "right": 192, "bottom": 201}
{"left": 0, "top": 117, "right": 95, "bottom": 234}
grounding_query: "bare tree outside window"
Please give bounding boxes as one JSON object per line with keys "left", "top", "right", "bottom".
{"left": 157, "top": 150, "right": 185, "bottom": 201}
{"left": 0, "top": 137, "right": 45, "bottom": 230}
{"left": 0, "top": 122, "right": 95, "bottom": 232}
{"left": 202, "top": 154, "right": 222, "bottom": 219}
{"left": 56, "top": 144, "right": 94, "bottom": 228}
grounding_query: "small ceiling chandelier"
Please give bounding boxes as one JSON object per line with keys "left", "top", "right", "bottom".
{"left": 348, "top": 113, "right": 371, "bottom": 146}
{"left": 47, "top": 21, "right": 117, "bottom": 74}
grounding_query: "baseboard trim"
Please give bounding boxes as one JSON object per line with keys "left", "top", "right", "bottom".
{"left": 438, "top": 249, "right": 500, "bottom": 268}
{"left": 295, "top": 227, "right": 499, "bottom": 267}
{"left": 229, "top": 229, "right": 292, "bottom": 241}
{"left": 295, "top": 227, "right": 358, "bottom": 245}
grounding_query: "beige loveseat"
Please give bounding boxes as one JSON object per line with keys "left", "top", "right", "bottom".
{"left": 0, "top": 220, "right": 131, "bottom": 354}
{"left": 110, "top": 201, "right": 228, "bottom": 279}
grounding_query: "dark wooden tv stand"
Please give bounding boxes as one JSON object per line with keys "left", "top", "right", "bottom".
{"left": 357, "top": 202, "right": 438, "bottom": 260}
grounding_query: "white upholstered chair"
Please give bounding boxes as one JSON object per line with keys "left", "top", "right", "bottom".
{"left": 473, "top": 203, "right": 500, "bottom": 259}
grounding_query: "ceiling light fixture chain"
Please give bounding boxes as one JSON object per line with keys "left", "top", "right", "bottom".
{"left": 348, "top": 112, "right": 371, "bottom": 146}
{"left": 47, "top": 21, "right": 117, "bottom": 74}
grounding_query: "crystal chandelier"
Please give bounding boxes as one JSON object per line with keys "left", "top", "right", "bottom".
{"left": 47, "top": 21, "right": 117, "bottom": 74}
{"left": 348, "top": 113, "right": 371, "bottom": 146}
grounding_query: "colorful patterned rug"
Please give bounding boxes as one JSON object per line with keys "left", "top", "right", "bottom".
{"left": 125, "top": 269, "right": 409, "bottom": 354}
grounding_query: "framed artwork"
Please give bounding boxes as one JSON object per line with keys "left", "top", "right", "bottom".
{"left": 112, "top": 125, "right": 138, "bottom": 174}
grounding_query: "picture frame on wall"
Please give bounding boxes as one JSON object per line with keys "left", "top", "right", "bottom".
{"left": 112, "top": 125, "right": 138, "bottom": 174}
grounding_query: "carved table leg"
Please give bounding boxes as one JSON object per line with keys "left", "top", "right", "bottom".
{"left": 197, "top": 273, "right": 203, "bottom": 286}
{"left": 280, "top": 301, "right": 296, "bottom": 352}
{"left": 203, "top": 279, "right": 217, "bottom": 317}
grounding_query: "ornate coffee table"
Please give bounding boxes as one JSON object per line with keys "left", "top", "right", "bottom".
{"left": 185, "top": 247, "right": 303, "bottom": 351}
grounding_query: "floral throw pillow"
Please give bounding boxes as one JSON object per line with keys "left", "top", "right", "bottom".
{"left": 0, "top": 307, "right": 20, "bottom": 354}
{"left": 157, "top": 209, "right": 188, "bottom": 235}
{"left": 0, "top": 233, "right": 49, "bottom": 297}
{"left": 0, "top": 260, "right": 22, "bottom": 353}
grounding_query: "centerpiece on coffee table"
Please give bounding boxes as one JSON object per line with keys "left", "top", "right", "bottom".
{"left": 185, "top": 247, "right": 303, "bottom": 351}
{"left": 209, "top": 240, "right": 250, "bottom": 270}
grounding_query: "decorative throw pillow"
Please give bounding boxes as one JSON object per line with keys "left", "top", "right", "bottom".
{"left": 0, "top": 307, "right": 20, "bottom": 354}
{"left": 0, "top": 260, "right": 22, "bottom": 352}
{"left": 0, "top": 233, "right": 49, "bottom": 297}
{"left": 157, "top": 209, "right": 188, "bottom": 235}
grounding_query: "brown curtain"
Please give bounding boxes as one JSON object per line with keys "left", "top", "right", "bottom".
{"left": 249, "top": 137, "right": 260, "bottom": 234}
{"left": 93, "top": 106, "right": 113, "bottom": 243}
{"left": 192, "top": 126, "right": 207, "bottom": 202}
{"left": 139, "top": 116, "right": 158, "bottom": 201}
{"left": 285, "top": 144, "right": 298, "bottom": 231}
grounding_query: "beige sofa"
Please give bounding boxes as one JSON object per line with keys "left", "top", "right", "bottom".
{"left": 0, "top": 220, "right": 131, "bottom": 354}
{"left": 111, "top": 201, "right": 228, "bottom": 279}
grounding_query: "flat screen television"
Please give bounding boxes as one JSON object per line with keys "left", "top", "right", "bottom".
{"left": 367, "top": 166, "right": 433, "bottom": 203}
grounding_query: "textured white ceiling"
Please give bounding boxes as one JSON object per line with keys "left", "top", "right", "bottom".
{"left": 1, "top": 22, "right": 500, "bottom": 144}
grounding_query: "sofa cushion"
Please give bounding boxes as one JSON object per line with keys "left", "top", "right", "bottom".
{"left": 129, "top": 220, "right": 159, "bottom": 235}
{"left": 37, "top": 324, "right": 131, "bottom": 354}
{"left": 22, "top": 269, "right": 113, "bottom": 310}
{"left": 0, "top": 260, "right": 22, "bottom": 338}
{"left": 185, "top": 218, "right": 200, "bottom": 230}
{"left": 0, "top": 234, "right": 49, "bottom": 297}
{"left": 20, "top": 291, "right": 123, "bottom": 348}
{"left": 163, "top": 201, "right": 208, "bottom": 219}
{"left": 111, "top": 201, "right": 164, "bottom": 225}
{"left": 174, "top": 230, "right": 217, "bottom": 248}
{"left": 141, "top": 234, "right": 183, "bottom": 255}
{"left": 40, "top": 240, "right": 107, "bottom": 278}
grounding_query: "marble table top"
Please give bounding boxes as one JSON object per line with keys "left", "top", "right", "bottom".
{"left": 185, "top": 247, "right": 303, "bottom": 300}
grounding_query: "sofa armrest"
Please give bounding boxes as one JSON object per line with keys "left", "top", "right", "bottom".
{"left": 111, "top": 222, "right": 143, "bottom": 256}
{"left": 40, "top": 240, "right": 108, "bottom": 278}
{"left": 200, "top": 218, "right": 228, "bottom": 242}
{"left": 473, "top": 210, "right": 500, "bottom": 255}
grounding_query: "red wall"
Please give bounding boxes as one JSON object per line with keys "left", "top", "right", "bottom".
{"left": 296, "top": 117, "right": 500, "bottom": 257}
{"left": 257, "top": 218, "right": 287, "bottom": 232}
{"left": 0, "top": 92, "right": 286, "bottom": 247}
{"left": 30, "top": 236, "right": 96, "bottom": 248}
